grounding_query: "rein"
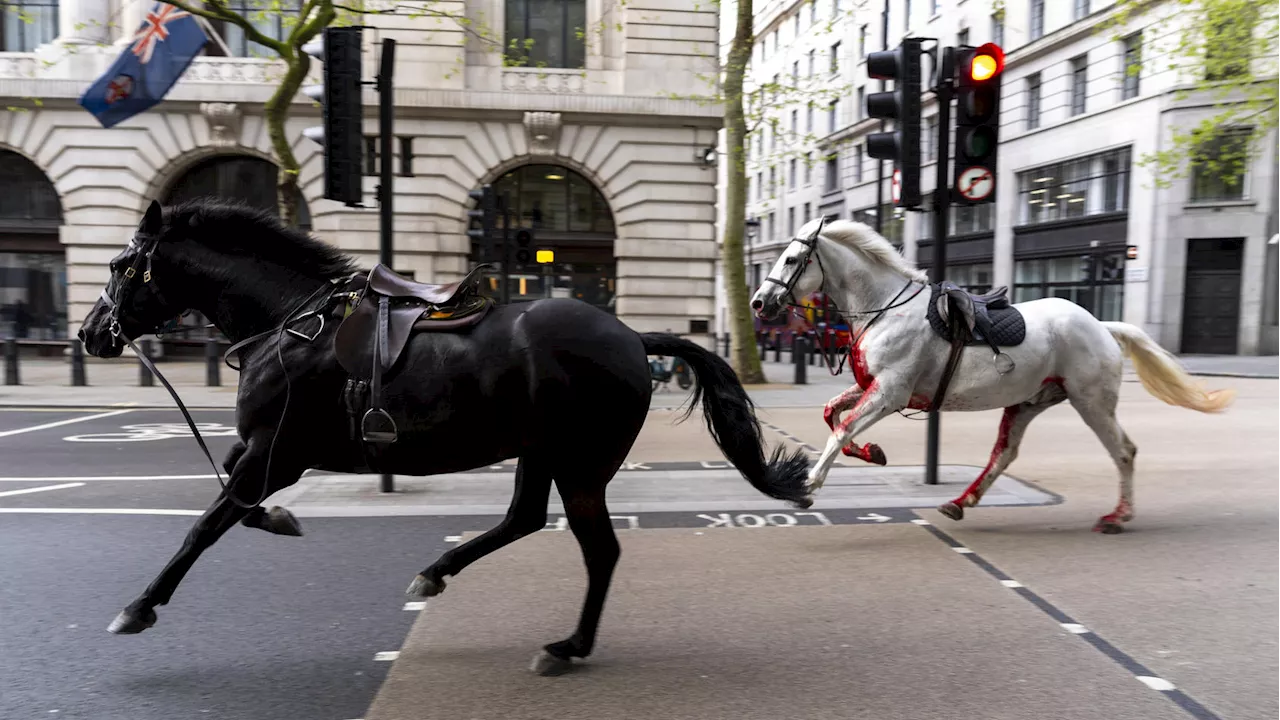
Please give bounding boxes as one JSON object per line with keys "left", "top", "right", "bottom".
{"left": 101, "top": 235, "right": 350, "bottom": 510}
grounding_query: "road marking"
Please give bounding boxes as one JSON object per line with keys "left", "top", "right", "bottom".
{"left": 402, "top": 601, "right": 426, "bottom": 612}
{"left": 373, "top": 651, "right": 400, "bottom": 661}
{"left": 951, "top": 546, "right": 974, "bottom": 554}
{"left": 0, "top": 482, "right": 85, "bottom": 498}
{"left": 0, "top": 410, "right": 132, "bottom": 438}
{"left": 1061, "top": 623, "right": 1089, "bottom": 634}
{"left": 1137, "top": 676, "right": 1177, "bottom": 691}
{"left": 444, "top": 535, "right": 462, "bottom": 543}
{"left": 1000, "top": 580, "right": 1024, "bottom": 588}
{"left": 0, "top": 474, "right": 223, "bottom": 483}
{"left": 0, "top": 508, "right": 202, "bottom": 516}
{"left": 911, "top": 518, "right": 932, "bottom": 525}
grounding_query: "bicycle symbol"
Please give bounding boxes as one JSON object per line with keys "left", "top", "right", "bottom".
{"left": 63, "top": 423, "right": 240, "bottom": 443}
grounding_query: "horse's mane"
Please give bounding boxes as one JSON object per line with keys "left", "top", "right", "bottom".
{"left": 162, "top": 198, "right": 361, "bottom": 281}
{"left": 815, "top": 219, "right": 928, "bottom": 283}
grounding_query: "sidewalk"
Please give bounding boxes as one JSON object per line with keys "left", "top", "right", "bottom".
{"left": 1, "top": 352, "right": 1274, "bottom": 409}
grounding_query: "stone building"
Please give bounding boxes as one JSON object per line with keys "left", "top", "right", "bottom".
{"left": 718, "top": 0, "right": 1277, "bottom": 355}
{"left": 0, "top": 0, "right": 723, "bottom": 343}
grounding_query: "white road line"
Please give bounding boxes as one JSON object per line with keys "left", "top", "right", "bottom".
{"left": 0, "top": 508, "right": 202, "bottom": 516}
{"left": 0, "top": 482, "right": 86, "bottom": 498}
{"left": 1060, "top": 623, "right": 1090, "bottom": 634}
{"left": 402, "top": 601, "right": 426, "bottom": 611}
{"left": 373, "top": 651, "right": 400, "bottom": 662}
{"left": 0, "top": 474, "right": 221, "bottom": 483}
{"left": 951, "top": 546, "right": 974, "bottom": 554}
{"left": 0, "top": 410, "right": 133, "bottom": 438}
{"left": 911, "top": 519, "right": 932, "bottom": 525}
{"left": 1000, "top": 580, "right": 1024, "bottom": 588}
{"left": 1136, "top": 676, "right": 1176, "bottom": 691}
{"left": 444, "top": 535, "right": 462, "bottom": 543}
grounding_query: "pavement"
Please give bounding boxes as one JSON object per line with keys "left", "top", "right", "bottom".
{"left": 0, "top": 354, "right": 1275, "bottom": 719}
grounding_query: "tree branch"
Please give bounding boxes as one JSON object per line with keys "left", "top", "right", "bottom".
{"left": 160, "top": 0, "right": 289, "bottom": 55}
{"left": 332, "top": 2, "right": 501, "bottom": 46}
{"left": 288, "top": 0, "right": 321, "bottom": 45}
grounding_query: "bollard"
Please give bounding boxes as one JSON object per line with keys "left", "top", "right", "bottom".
{"left": 773, "top": 334, "right": 782, "bottom": 362}
{"left": 70, "top": 338, "right": 87, "bottom": 386}
{"left": 721, "top": 333, "right": 730, "bottom": 358}
{"left": 205, "top": 336, "right": 221, "bottom": 387}
{"left": 810, "top": 332, "right": 818, "bottom": 366}
{"left": 793, "top": 335, "right": 807, "bottom": 385}
{"left": 138, "top": 339, "right": 154, "bottom": 387}
{"left": 4, "top": 337, "right": 18, "bottom": 385}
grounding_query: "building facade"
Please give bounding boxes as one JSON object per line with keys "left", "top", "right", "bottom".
{"left": 717, "top": 0, "right": 1278, "bottom": 355}
{"left": 1, "top": 0, "right": 723, "bottom": 344}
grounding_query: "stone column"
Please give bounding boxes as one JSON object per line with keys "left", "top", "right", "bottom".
{"left": 113, "top": 0, "right": 146, "bottom": 47}
{"left": 58, "top": 0, "right": 110, "bottom": 45}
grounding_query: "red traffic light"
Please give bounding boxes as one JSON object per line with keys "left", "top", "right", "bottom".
{"left": 969, "top": 43, "right": 1004, "bottom": 82}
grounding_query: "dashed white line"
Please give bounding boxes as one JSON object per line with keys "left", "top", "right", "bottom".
{"left": 0, "top": 410, "right": 133, "bottom": 438}
{"left": 1136, "top": 676, "right": 1177, "bottom": 691}
{"left": 373, "top": 651, "right": 400, "bottom": 662}
{"left": 0, "top": 482, "right": 85, "bottom": 498}
{"left": 951, "top": 546, "right": 974, "bottom": 554}
{"left": 444, "top": 535, "right": 462, "bottom": 543}
{"left": 402, "top": 601, "right": 426, "bottom": 612}
{"left": 1000, "top": 580, "right": 1024, "bottom": 588}
{"left": 0, "top": 508, "right": 203, "bottom": 516}
{"left": 911, "top": 519, "right": 932, "bottom": 525}
{"left": 0, "top": 474, "right": 223, "bottom": 483}
{"left": 1061, "top": 623, "right": 1090, "bottom": 634}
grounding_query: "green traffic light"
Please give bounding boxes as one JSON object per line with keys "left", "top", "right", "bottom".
{"left": 965, "top": 127, "right": 996, "bottom": 157}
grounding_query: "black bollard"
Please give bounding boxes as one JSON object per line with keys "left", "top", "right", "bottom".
{"left": 70, "top": 338, "right": 87, "bottom": 386}
{"left": 809, "top": 332, "right": 817, "bottom": 366}
{"left": 4, "top": 337, "right": 18, "bottom": 385}
{"left": 722, "top": 333, "right": 731, "bottom": 357}
{"left": 773, "top": 334, "right": 782, "bottom": 362}
{"left": 205, "top": 336, "right": 220, "bottom": 387}
{"left": 793, "top": 335, "right": 807, "bottom": 385}
{"left": 138, "top": 339, "right": 154, "bottom": 387}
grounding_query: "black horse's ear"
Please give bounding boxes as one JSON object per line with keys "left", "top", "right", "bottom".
{"left": 140, "top": 200, "right": 163, "bottom": 235}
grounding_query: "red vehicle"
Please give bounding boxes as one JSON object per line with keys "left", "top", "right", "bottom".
{"left": 753, "top": 292, "right": 851, "bottom": 350}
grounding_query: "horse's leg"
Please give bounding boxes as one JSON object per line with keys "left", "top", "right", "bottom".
{"left": 1069, "top": 393, "right": 1138, "bottom": 534}
{"left": 936, "top": 393, "right": 1064, "bottom": 521}
{"left": 808, "top": 382, "right": 903, "bottom": 491}
{"left": 108, "top": 444, "right": 297, "bottom": 634}
{"left": 216, "top": 440, "right": 304, "bottom": 537}
{"left": 823, "top": 386, "right": 887, "bottom": 465}
{"left": 532, "top": 483, "right": 620, "bottom": 676}
{"left": 406, "top": 455, "right": 553, "bottom": 598}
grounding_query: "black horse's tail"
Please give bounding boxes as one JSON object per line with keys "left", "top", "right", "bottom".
{"left": 640, "top": 333, "right": 813, "bottom": 509}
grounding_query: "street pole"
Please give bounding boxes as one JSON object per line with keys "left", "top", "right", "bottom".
{"left": 925, "top": 47, "right": 955, "bottom": 486}
{"left": 500, "top": 194, "right": 511, "bottom": 305}
{"left": 377, "top": 38, "right": 396, "bottom": 494}
{"left": 874, "top": 0, "right": 888, "bottom": 234}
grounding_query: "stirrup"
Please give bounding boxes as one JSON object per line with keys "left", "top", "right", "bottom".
{"left": 993, "top": 352, "right": 1015, "bottom": 375}
{"left": 361, "top": 408, "right": 398, "bottom": 444}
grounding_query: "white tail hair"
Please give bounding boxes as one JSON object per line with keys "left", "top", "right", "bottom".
{"left": 1103, "top": 322, "right": 1235, "bottom": 413}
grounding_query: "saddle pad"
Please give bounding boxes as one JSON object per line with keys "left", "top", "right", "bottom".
{"left": 926, "top": 284, "right": 1028, "bottom": 347}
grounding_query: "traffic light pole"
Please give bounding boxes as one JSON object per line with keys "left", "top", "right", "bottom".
{"left": 925, "top": 46, "right": 955, "bottom": 487}
{"left": 874, "top": 0, "right": 888, "bottom": 234}
{"left": 500, "top": 194, "right": 512, "bottom": 305}
{"left": 377, "top": 38, "right": 396, "bottom": 494}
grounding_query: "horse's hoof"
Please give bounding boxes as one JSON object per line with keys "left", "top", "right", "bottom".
{"left": 866, "top": 444, "right": 887, "bottom": 466}
{"left": 937, "top": 502, "right": 964, "bottom": 521}
{"left": 107, "top": 607, "right": 157, "bottom": 635}
{"left": 264, "top": 506, "right": 304, "bottom": 536}
{"left": 1093, "top": 519, "right": 1125, "bottom": 534}
{"left": 792, "top": 495, "right": 814, "bottom": 510}
{"left": 406, "top": 574, "right": 445, "bottom": 598}
{"left": 530, "top": 650, "right": 575, "bottom": 676}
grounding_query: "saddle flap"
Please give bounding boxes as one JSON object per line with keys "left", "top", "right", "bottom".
{"left": 334, "top": 298, "right": 427, "bottom": 379}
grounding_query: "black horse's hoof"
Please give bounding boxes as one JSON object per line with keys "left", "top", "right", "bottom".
{"left": 530, "top": 650, "right": 575, "bottom": 676}
{"left": 1093, "top": 519, "right": 1125, "bottom": 534}
{"left": 107, "top": 607, "right": 157, "bottom": 635}
{"left": 264, "top": 506, "right": 304, "bottom": 536}
{"left": 406, "top": 574, "right": 446, "bottom": 598}
{"left": 937, "top": 502, "right": 964, "bottom": 521}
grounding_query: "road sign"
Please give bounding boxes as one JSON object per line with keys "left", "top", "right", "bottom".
{"left": 956, "top": 165, "right": 994, "bottom": 201}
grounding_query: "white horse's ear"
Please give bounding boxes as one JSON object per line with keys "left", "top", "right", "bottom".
{"left": 810, "top": 216, "right": 826, "bottom": 240}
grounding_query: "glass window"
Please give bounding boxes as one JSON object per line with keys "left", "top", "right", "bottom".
{"left": 1190, "top": 128, "right": 1251, "bottom": 202}
{"left": 1122, "top": 33, "right": 1142, "bottom": 100}
{"left": 830, "top": 42, "right": 841, "bottom": 74}
{"left": 1070, "top": 55, "right": 1088, "bottom": 115}
{"left": 824, "top": 156, "right": 839, "bottom": 192}
{"left": 1026, "top": 73, "right": 1041, "bottom": 129}
{"left": 505, "top": 0, "right": 587, "bottom": 69}
{"left": 0, "top": 150, "right": 62, "bottom": 224}
{"left": 205, "top": 0, "right": 301, "bottom": 58}
{"left": 853, "top": 204, "right": 904, "bottom": 245}
{"left": 858, "top": 25, "right": 867, "bottom": 58}
{"left": 1013, "top": 253, "right": 1125, "bottom": 320}
{"left": 1017, "top": 147, "right": 1131, "bottom": 225}
{"left": 1074, "top": 0, "right": 1090, "bottom": 20}
{"left": 1, "top": 0, "right": 58, "bottom": 52}
{"left": 490, "top": 165, "right": 614, "bottom": 234}
{"left": 0, "top": 252, "right": 66, "bottom": 339}
{"left": 1030, "top": 0, "right": 1044, "bottom": 41}
{"left": 992, "top": 13, "right": 1004, "bottom": 47}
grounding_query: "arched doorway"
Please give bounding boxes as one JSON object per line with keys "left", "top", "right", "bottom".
{"left": 469, "top": 164, "right": 616, "bottom": 312}
{"left": 0, "top": 149, "right": 65, "bottom": 339}
{"left": 162, "top": 154, "right": 311, "bottom": 230}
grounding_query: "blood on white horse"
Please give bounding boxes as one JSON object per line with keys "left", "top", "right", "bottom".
{"left": 750, "top": 218, "right": 1235, "bottom": 533}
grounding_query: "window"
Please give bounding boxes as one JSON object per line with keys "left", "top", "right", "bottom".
{"left": 930, "top": 0, "right": 939, "bottom": 16}
{"left": 202, "top": 0, "right": 302, "bottom": 57}
{"left": 793, "top": 61, "right": 800, "bottom": 85}
{"left": 810, "top": 0, "right": 817, "bottom": 25}
{"left": 805, "top": 153, "right": 813, "bottom": 184}
{"left": 772, "top": 73, "right": 780, "bottom": 102}
{"left": 924, "top": 115, "right": 938, "bottom": 162}
{"left": 824, "top": 155, "right": 839, "bottom": 192}
{"left": 958, "top": 29, "right": 969, "bottom": 47}
{"left": 1070, "top": 55, "right": 1087, "bottom": 116}
{"left": 859, "top": 25, "right": 867, "bottom": 58}
{"left": 1026, "top": 73, "right": 1042, "bottom": 129}
{"left": 952, "top": 203, "right": 993, "bottom": 235}
{"left": 363, "top": 136, "right": 379, "bottom": 176}
{"left": 832, "top": 0, "right": 840, "bottom": 18}
{"left": 808, "top": 49, "right": 816, "bottom": 77}
{"left": 946, "top": 263, "right": 994, "bottom": 295}
{"left": 1014, "top": 254, "right": 1125, "bottom": 321}
{"left": 505, "top": 0, "right": 587, "bottom": 68}
{"left": 1205, "top": 2, "right": 1256, "bottom": 81}
{"left": 1074, "top": 0, "right": 1090, "bottom": 20}
{"left": 1, "top": 0, "right": 58, "bottom": 52}
{"left": 992, "top": 13, "right": 1004, "bottom": 47}
{"left": 1190, "top": 128, "right": 1251, "bottom": 202}
{"left": 769, "top": 167, "right": 777, "bottom": 193}
{"left": 904, "top": 0, "right": 912, "bottom": 30}
{"left": 803, "top": 203, "right": 812, "bottom": 223}
{"left": 791, "top": 109, "right": 799, "bottom": 134}
{"left": 789, "top": 158, "right": 797, "bottom": 189}
{"left": 756, "top": 172, "right": 763, "bottom": 200}
{"left": 854, "top": 144, "right": 864, "bottom": 183}
{"left": 769, "top": 121, "right": 776, "bottom": 151}
{"left": 856, "top": 86, "right": 864, "bottom": 121}
{"left": 829, "top": 100, "right": 838, "bottom": 133}
{"left": 1122, "top": 33, "right": 1141, "bottom": 100}
{"left": 399, "top": 137, "right": 415, "bottom": 177}
{"left": 853, "top": 204, "right": 904, "bottom": 244}
{"left": 767, "top": 213, "right": 775, "bottom": 241}
{"left": 1017, "top": 147, "right": 1132, "bottom": 225}
{"left": 1030, "top": 0, "right": 1044, "bottom": 41}
{"left": 788, "top": 207, "right": 796, "bottom": 236}
{"left": 793, "top": 13, "right": 801, "bottom": 37}
{"left": 807, "top": 103, "right": 815, "bottom": 133}
{"left": 830, "top": 42, "right": 841, "bottom": 74}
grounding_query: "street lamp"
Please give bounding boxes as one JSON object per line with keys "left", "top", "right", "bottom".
{"left": 745, "top": 217, "right": 760, "bottom": 245}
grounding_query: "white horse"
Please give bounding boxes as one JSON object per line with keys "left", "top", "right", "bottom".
{"left": 750, "top": 218, "right": 1235, "bottom": 533}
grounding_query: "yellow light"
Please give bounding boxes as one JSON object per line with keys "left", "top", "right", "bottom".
{"left": 519, "top": 278, "right": 527, "bottom": 295}
{"left": 536, "top": 250, "right": 554, "bottom": 263}
{"left": 971, "top": 54, "right": 998, "bottom": 81}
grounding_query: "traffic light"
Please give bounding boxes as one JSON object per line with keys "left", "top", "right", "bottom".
{"left": 466, "top": 184, "right": 498, "bottom": 263}
{"left": 302, "top": 26, "right": 364, "bottom": 207}
{"left": 514, "top": 227, "right": 535, "bottom": 265}
{"left": 1079, "top": 254, "right": 1095, "bottom": 281}
{"left": 865, "top": 38, "right": 924, "bottom": 208}
{"left": 952, "top": 42, "right": 1003, "bottom": 205}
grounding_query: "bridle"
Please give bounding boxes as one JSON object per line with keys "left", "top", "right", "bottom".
{"left": 762, "top": 219, "right": 925, "bottom": 375}
{"left": 97, "top": 231, "right": 343, "bottom": 511}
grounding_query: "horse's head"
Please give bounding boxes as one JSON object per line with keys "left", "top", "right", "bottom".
{"left": 78, "top": 200, "right": 187, "bottom": 358}
{"left": 751, "top": 217, "right": 827, "bottom": 320}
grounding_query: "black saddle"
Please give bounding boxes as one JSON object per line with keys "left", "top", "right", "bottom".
{"left": 333, "top": 264, "right": 492, "bottom": 445}
{"left": 926, "top": 281, "right": 1026, "bottom": 348}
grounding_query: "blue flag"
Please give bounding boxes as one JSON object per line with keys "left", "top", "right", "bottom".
{"left": 78, "top": 3, "right": 208, "bottom": 128}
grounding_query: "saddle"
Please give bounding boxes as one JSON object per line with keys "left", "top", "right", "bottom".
{"left": 921, "top": 281, "right": 1027, "bottom": 413}
{"left": 333, "top": 264, "right": 492, "bottom": 445}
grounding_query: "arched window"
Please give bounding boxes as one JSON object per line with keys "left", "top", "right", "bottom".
{"left": 163, "top": 155, "right": 311, "bottom": 230}
{"left": 0, "top": 149, "right": 65, "bottom": 338}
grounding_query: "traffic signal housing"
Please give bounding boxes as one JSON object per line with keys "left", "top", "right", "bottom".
{"left": 302, "top": 26, "right": 364, "bottom": 207}
{"left": 865, "top": 38, "right": 924, "bottom": 208}
{"left": 467, "top": 184, "right": 498, "bottom": 262}
{"left": 952, "top": 42, "right": 1003, "bottom": 205}
{"left": 514, "top": 227, "right": 535, "bottom": 265}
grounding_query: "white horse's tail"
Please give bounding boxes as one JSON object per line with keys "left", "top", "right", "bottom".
{"left": 1102, "top": 322, "right": 1235, "bottom": 413}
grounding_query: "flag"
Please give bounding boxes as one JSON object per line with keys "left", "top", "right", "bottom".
{"left": 78, "top": 3, "right": 208, "bottom": 128}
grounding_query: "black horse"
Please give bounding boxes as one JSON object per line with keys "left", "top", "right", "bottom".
{"left": 77, "top": 199, "right": 812, "bottom": 674}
